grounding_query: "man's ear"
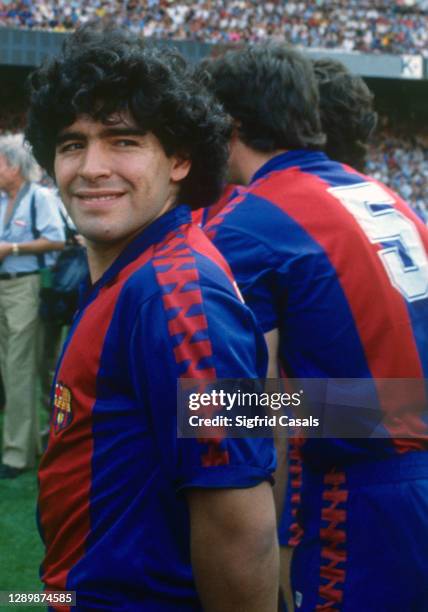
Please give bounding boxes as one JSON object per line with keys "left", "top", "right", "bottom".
{"left": 171, "top": 156, "right": 191, "bottom": 183}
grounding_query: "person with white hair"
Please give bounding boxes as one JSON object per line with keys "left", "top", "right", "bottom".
{"left": 0, "top": 133, "right": 65, "bottom": 478}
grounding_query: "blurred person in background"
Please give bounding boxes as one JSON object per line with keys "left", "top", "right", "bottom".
{"left": 313, "top": 57, "right": 378, "bottom": 172}
{"left": 0, "top": 133, "right": 64, "bottom": 479}
{"left": 277, "top": 54, "right": 381, "bottom": 606}
{"left": 202, "top": 44, "right": 428, "bottom": 611}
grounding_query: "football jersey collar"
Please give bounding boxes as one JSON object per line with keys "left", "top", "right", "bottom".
{"left": 81, "top": 204, "right": 191, "bottom": 301}
{"left": 250, "top": 149, "right": 329, "bottom": 184}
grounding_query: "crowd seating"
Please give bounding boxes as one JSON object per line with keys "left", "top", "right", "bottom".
{"left": 1, "top": 1, "right": 428, "bottom": 55}
{"left": 367, "top": 131, "right": 428, "bottom": 221}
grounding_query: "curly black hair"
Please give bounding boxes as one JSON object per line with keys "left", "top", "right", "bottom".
{"left": 313, "top": 58, "right": 378, "bottom": 172}
{"left": 25, "top": 27, "right": 231, "bottom": 209}
{"left": 197, "top": 44, "right": 325, "bottom": 153}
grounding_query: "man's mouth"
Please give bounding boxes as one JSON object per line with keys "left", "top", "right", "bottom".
{"left": 74, "top": 191, "right": 125, "bottom": 203}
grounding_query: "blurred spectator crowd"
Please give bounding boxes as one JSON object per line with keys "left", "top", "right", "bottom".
{"left": 367, "top": 131, "right": 428, "bottom": 221}
{"left": 2, "top": 0, "right": 428, "bottom": 55}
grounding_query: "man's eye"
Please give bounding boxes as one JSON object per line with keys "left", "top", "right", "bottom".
{"left": 58, "top": 142, "right": 83, "bottom": 153}
{"left": 115, "top": 139, "right": 138, "bottom": 147}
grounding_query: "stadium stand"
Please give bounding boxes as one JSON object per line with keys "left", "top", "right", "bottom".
{"left": 1, "top": 1, "right": 428, "bottom": 55}
{"left": 367, "top": 129, "right": 428, "bottom": 220}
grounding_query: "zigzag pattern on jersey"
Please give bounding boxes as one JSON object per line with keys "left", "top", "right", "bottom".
{"left": 204, "top": 191, "right": 245, "bottom": 241}
{"left": 287, "top": 438, "right": 304, "bottom": 547}
{"left": 153, "top": 227, "right": 229, "bottom": 467}
{"left": 316, "top": 470, "right": 348, "bottom": 611}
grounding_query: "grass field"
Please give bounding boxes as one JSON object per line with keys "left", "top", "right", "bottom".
{"left": 0, "top": 464, "right": 44, "bottom": 611}
{"left": 0, "top": 466, "right": 42, "bottom": 587}
{"left": 0, "top": 411, "right": 46, "bottom": 611}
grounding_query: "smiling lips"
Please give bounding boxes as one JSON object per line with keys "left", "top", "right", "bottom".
{"left": 74, "top": 191, "right": 125, "bottom": 203}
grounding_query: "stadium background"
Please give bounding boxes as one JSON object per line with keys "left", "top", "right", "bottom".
{"left": 1, "top": 1, "right": 428, "bottom": 605}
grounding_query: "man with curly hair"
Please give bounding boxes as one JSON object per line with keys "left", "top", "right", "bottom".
{"left": 26, "top": 28, "right": 278, "bottom": 610}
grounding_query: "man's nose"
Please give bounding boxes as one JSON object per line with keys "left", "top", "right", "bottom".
{"left": 78, "top": 142, "right": 112, "bottom": 181}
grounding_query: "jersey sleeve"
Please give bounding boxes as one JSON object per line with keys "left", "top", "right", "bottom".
{"left": 128, "top": 282, "right": 276, "bottom": 492}
{"left": 208, "top": 222, "right": 281, "bottom": 332}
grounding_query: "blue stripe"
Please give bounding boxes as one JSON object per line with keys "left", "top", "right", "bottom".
{"left": 220, "top": 194, "right": 374, "bottom": 379}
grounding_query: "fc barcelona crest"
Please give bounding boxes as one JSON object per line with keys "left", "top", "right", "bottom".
{"left": 53, "top": 382, "right": 73, "bottom": 433}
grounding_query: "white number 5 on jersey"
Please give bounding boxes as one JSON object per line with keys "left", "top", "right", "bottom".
{"left": 328, "top": 182, "right": 428, "bottom": 303}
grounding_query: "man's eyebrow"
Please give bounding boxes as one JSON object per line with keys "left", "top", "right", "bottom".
{"left": 55, "top": 131, "right": 85, "bottom": 146}
{"left": 55, "top": 127, "right": 147, "bottom": 146}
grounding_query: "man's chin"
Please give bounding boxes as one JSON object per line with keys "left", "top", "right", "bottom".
{"left": 77, "top": 227, "right": 120, "bottom": 245}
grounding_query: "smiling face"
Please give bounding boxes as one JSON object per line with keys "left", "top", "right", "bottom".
{"left": 54, "top": 113, "right": 190, "bottom": 266}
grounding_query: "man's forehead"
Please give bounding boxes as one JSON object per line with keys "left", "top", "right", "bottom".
{"left": 58, "top": 111, "right": 140, "bottom": 136}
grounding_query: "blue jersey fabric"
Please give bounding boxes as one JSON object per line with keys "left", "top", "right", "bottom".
{"left": 38, "top": 205, "right": 275, "bottom": 610}
{"left": 205, "top": 150, "right": 428, "bottom": 610}
{"left": 291, "top": 452, "right": 428, "bottom": 612}
{"left": 206, "top": 150, "right": 428, "bottom": 467}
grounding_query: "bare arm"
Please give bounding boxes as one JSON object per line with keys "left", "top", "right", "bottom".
{"left": 187, "top": 482, "right": 279, "bottom": 612}
{"left": 0, "top": 238, "right": 65, "bottom": 261}
{"left": 264, "top": 328, "right": 280, "bottom": 379}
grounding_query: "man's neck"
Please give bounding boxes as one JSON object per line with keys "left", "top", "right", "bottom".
{"left": 85, "top": 197, "right": 177, "bottom": 284}
{"left": 231, "top": 141, "right": 288, "bottom": 186}
{"left": 86, "top": 242, "right": 123, "bottom": 284}
{"left": 86, "top": 223, "right": 152, "bottom": 283}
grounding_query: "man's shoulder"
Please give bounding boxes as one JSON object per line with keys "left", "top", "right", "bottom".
{"left": 31, "top": 183, "right": 59, "bottom": 203}
{"left": 31, "top": 182, "right": 50, "bottom": 193}
{"left": 121, "top": 223, "right": 243, "bottom": 311}
{"left": 205, "top": 184, "right": 294, "bottom": 259}
{"left": 151, "top": 223, "right": 243, "bottom": 301}
{"left": 208, "top": 167, "right": 314, "bottom": 233}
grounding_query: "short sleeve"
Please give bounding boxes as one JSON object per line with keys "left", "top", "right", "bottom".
{"left": 129, "top": 283, "right": 276, "bottom": 492}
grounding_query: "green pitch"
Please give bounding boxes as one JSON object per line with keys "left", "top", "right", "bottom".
{"left": 0, "top": 397, "right": 48, "bottom": 611}
{"left": 0, "top": 467, "right": 42, "bottom": 591}
{"left": 0, "top": 465, "right": 44, "bottom": 611}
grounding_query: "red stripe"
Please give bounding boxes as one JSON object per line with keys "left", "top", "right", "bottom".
{"left": 192, "top": 185, "right": 239, "bottom": 228}
{"left": 251, "top": 171, "right": 427, "bottom": 449}
{"left": 204, "top": 192, "right": 245, "bottom": 243}
{"left": 153, "top": 225, "right": 229, "bottom": 466}
{"left": 38, "top": 248, "right": 154, "bottom": 595}
{"left": 287, "top": 438, "right": 305, "bottom": 547}
{"left": 316, "top": 470, "right": 348, "bottom": 610}
{"left": 191, "top": 208, "right": 204, "bottom": 226}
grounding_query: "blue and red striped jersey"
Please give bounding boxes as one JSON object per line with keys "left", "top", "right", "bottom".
{"left": 205, "top": 150, "right": 428, "bottom": 466}
{"left": 38, "top": 205, "right": 275, "bottom": 610}
{"left": 191, "top": 184, "right": 239, "bottom": 227}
